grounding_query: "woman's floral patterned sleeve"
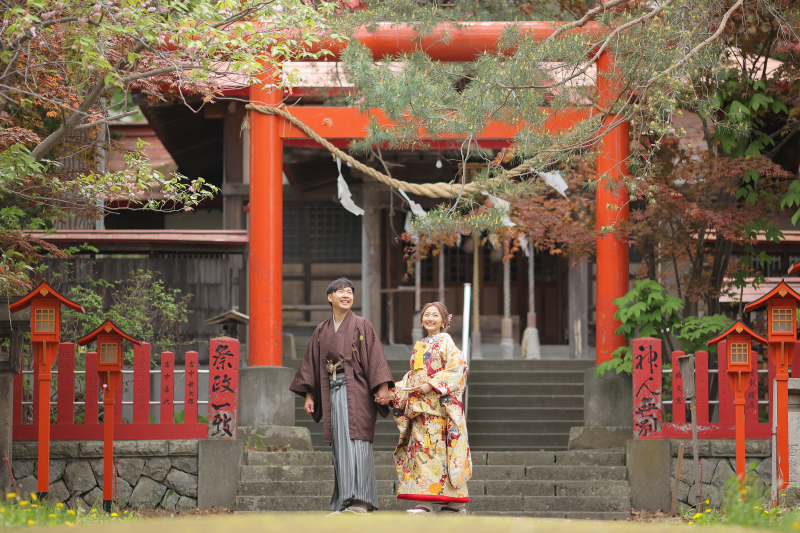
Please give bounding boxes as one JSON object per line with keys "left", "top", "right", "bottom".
{"left": 428, "top": 335, "right": 467, "bottom": 396}
{"left": 391, "top": 372, "right": 410, "bottom": 410}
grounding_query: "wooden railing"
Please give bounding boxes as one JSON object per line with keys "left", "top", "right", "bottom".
{"left": 632, "top": 337, "right": 782, "bottom": 440}
{"left": 13, "top": 338, "right": 239, "bottom": 440}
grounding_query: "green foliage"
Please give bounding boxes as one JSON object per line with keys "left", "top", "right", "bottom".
{"left": 60, "top": 270, "right": 193, "bottom": 364}
{"left": 0, "top": 492, "right": 137, "bottom": 527}
{"left": 596, "top": 280, "right": 732, "bottom": 376}
{"left": 688, "top": 467, "right": 800, "bottom": 528}
{"left": 0, "top": 0, "right": 340, "bottom": 293}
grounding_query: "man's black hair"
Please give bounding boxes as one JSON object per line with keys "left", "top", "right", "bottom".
{"left": 327, "top": 277, "right": 355, "bottom": 307}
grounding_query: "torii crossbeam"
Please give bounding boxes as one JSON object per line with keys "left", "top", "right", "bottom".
{"left": 247, "top": 22, "right": 629, "bottom": 366}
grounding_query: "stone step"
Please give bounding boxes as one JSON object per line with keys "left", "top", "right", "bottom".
{"left": 465, "top": 371, "right": 586, "bottom": 384}
{"left": 525, "top": 466, "right": 627, "bottom": 481}
{"left": 295, "top": 419, "right": 578, "bottom": 435}
{"left": 294, "top": 394, "right": 586, "bottom": 409}
{"left": 281, "top": 358, "right": 596, "bottom": 372}
{"left": 293, "top": 406, "right": 584, "bottom": 422}
{"left": 466, "top": 395, "right": 585, "bottom": 408}
{"left": 296, "top": 432, "right": 572, "bottom": 451}
{"left": 245, "top": 450, "right": 621, "bottom": 467}
{"left": 554, "top": 451, "right": 626, "bottom": 466}
{"left": 467, "top": 383, "right": 584, "bottom": 396}
{"left": 467, "top": 407, "right": 584, "bottom": 421}
{"left": 245, "top": 451, "right": 333, "bottom": 466}
{"left": 235, "top": 495, "right": 630, "bottom": 514}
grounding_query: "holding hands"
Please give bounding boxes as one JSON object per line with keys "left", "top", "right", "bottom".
{"left": 374, "top": 382, "right": 392, "bottom": 405}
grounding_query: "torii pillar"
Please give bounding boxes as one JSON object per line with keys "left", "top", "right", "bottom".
{"left": 595, "top": 52, "right": 630, "bottom": 364}
{"left": 239, "top": 73, "right": 296, "bottom": 431}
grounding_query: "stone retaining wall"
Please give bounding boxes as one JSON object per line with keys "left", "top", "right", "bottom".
{"left": 669, "top": 439, "right": 771, "bottom": 510}
{"left": 11, "top": 440, "right": 199, "bottom": 511}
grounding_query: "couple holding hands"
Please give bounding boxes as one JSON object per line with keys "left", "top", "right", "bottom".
{"left": 290, "top": 277, "right": 472, "bottom": 515}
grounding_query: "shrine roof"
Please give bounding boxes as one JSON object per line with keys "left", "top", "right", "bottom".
{"left": 743, "top": 280, "right": 800, "bottom": 313}
{"left": 8, "top": 280, "right": 85, "bottom": 314}
{"left": 205, "top": 309, "right": 249, "bottom": 326}
{"left": 76, "top": 319, "right": 142, "bottom": 346}
{"left": 707, "top": 320, "right": 768, "bottom": 347}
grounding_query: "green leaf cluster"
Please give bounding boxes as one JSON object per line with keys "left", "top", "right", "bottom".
{"left": 596, "top": 280, "right": 732, "bottom": 376}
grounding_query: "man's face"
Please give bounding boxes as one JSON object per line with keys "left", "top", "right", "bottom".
{"left": 328, "top": 286, "right": 354, "bottom": 312}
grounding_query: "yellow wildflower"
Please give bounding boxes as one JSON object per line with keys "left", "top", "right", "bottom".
{"left": 740, "top": 489, "right": 747, "bottom": 494}
{"left": 27, "top": 520, "right": 34, "bottom": 525}
{"left": 49, "top": 514, "right": 56, "bottom": 518}
{"left": 31, "top": 504, "right": 38, "bottom": 508}
{"left": 0, "top": 508, "right": 4, "bottom": 513}
{"left": 791, "top": 523, "right": 800, "bottom": 530}
{"left": 30, "top": 494, "right": 37, "bottom": 502}
{"left": 66, "top": 509, "right": 76, "bottom": 515}
{"left": 111, "top": 512, "right": 118, "bottom": 517}
{"left": 705, "top": 509, "right": 712, "bottom": 513}
{"left": 19, "top": 500, "right": 28, "bottom": 506}
{"left": 56, "top": 503, "right": 64, "bottom": 508}
{"left": 91, "top": 515, "right": 96, "bottom": 520}
{"left": 705, "top": 499, "right": 710, "bottom": 504}
{"left": 5, "top": 493, "right": 15, "bottom": 499}
{"left": 765, "top": 510, "right": 770, "bottom": 514}
{"left": 65, "top": 521, "right": 75, "bottom": 527}
{"left": 692, "top": 513, "right": 703, "bottom": 519}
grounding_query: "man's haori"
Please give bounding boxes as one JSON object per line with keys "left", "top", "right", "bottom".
{"left": 289, "top": 311, "right": 394, "bottom": 444}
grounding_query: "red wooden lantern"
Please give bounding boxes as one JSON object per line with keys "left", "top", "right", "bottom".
{"left": 77, "top": 320, "right": 140, "bottom": 512}
{"left": 7, "top": 281, "right": 84, "bottom": 499}
{"left": 744, "top": 279, "right": 800, "bottom": 492}
{"left": 708, "top": 320, "right": 768, "bottom": 480}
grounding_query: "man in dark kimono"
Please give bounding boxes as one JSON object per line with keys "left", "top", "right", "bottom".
{"left": 290, "top": 277, "right": 394, "bottom": 514}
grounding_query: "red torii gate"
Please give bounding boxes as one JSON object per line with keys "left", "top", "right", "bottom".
{"left": 247, "top": 22, "right": 629, "bottom": 366}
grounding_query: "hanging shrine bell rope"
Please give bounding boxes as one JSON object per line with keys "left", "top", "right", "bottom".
{"left": 244, "top": 103, "right": 538, "bottom": 200}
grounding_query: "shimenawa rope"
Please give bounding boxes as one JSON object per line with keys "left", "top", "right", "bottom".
{"left": 244, "top": 103, "right": 535, "bottom": 200}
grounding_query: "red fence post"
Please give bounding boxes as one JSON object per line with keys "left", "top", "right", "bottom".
{"left": 718, "top": 340, "right": 735, "bottom": 434}
{"left": 133, "top": 343, "right": 151, "bottom": 424}
{"left": 13, "top": 374, "right": 22, "bottom": 425}
{"left": 85, "top": 352, "right": 99, "bottom": 424}
{"left": 671, "top": 350, "right": 686, "bottom": 425}
{"left": 792, "top": 344, "right": 800, "bottom": 378}
{"left": 695, "top": 350, "right": 710, "bottom": 426}
{"left": 632, "top": 338, "right": 663, "bottom": 439}
{"left": 184, "top": 351, "right": 199, "bottom": 424}
{"left": 160, "top": 352, "right": 174, "bottom": 424}
{"left": 32, "top": 355, "right": 39, "bottom": 425}
{"left": 209, "top": 338, "right": 239, "bottom": 438}
{"left": 57, "top": 343, "right": 75, "bottom": 425}
{"left": 745, "top": 350, "right": 759, "bottom": 432}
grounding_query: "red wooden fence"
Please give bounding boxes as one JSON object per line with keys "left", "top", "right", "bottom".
{"left": 631, "top": 337, "right": 796, "bottom": 440}
{"left": 12, "top": 338, "right": 240, "bottom": 441}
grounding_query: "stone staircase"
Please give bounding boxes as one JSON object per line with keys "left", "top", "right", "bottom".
{"left": 286, "top": 358, "right": 595, "bottom": 452}
{"left": 234, "top": 450, "right": 630, "bottom": 519}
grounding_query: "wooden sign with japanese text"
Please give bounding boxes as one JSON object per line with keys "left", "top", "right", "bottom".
{"left": 632, "top": 337, "right": 663, "bottom": 439}
{"left": 208, "top": 338, "right": 239, "bottom": 439}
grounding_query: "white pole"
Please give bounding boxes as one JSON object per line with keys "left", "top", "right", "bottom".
{"left": 462, "top": 282, "right": 472, "bottom": 420}
{"left": 411, "top": 257, "right": 423, "bottom": 342}
{"left": 438, "top": 246, "right": 446, "bottom": 304}
{"left": 462, "top": 283, "right": 472, "bottom": 363}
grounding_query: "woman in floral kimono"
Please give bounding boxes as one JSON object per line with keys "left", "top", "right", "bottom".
{"left": 390, "top": 302, "right": 472, "bottom": 515}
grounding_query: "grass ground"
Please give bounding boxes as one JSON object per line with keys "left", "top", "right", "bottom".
{"left": 4, "top": 513, "right": 777, "bottom": 533}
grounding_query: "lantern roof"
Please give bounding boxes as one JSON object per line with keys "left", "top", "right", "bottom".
{"left": 744, "top": 279, "right": 800, "bottom": 313}
{"left": 8, "top": 280, "right": 85, "bottom": 314}
{"left": 76, "top": 319, "right": 141, "bottom": 346}
{"left": 707, "top": 320, "right": 768, "bottom": 347}
{"left": 204, "top": 309, "right": 249, "bottom": 326}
